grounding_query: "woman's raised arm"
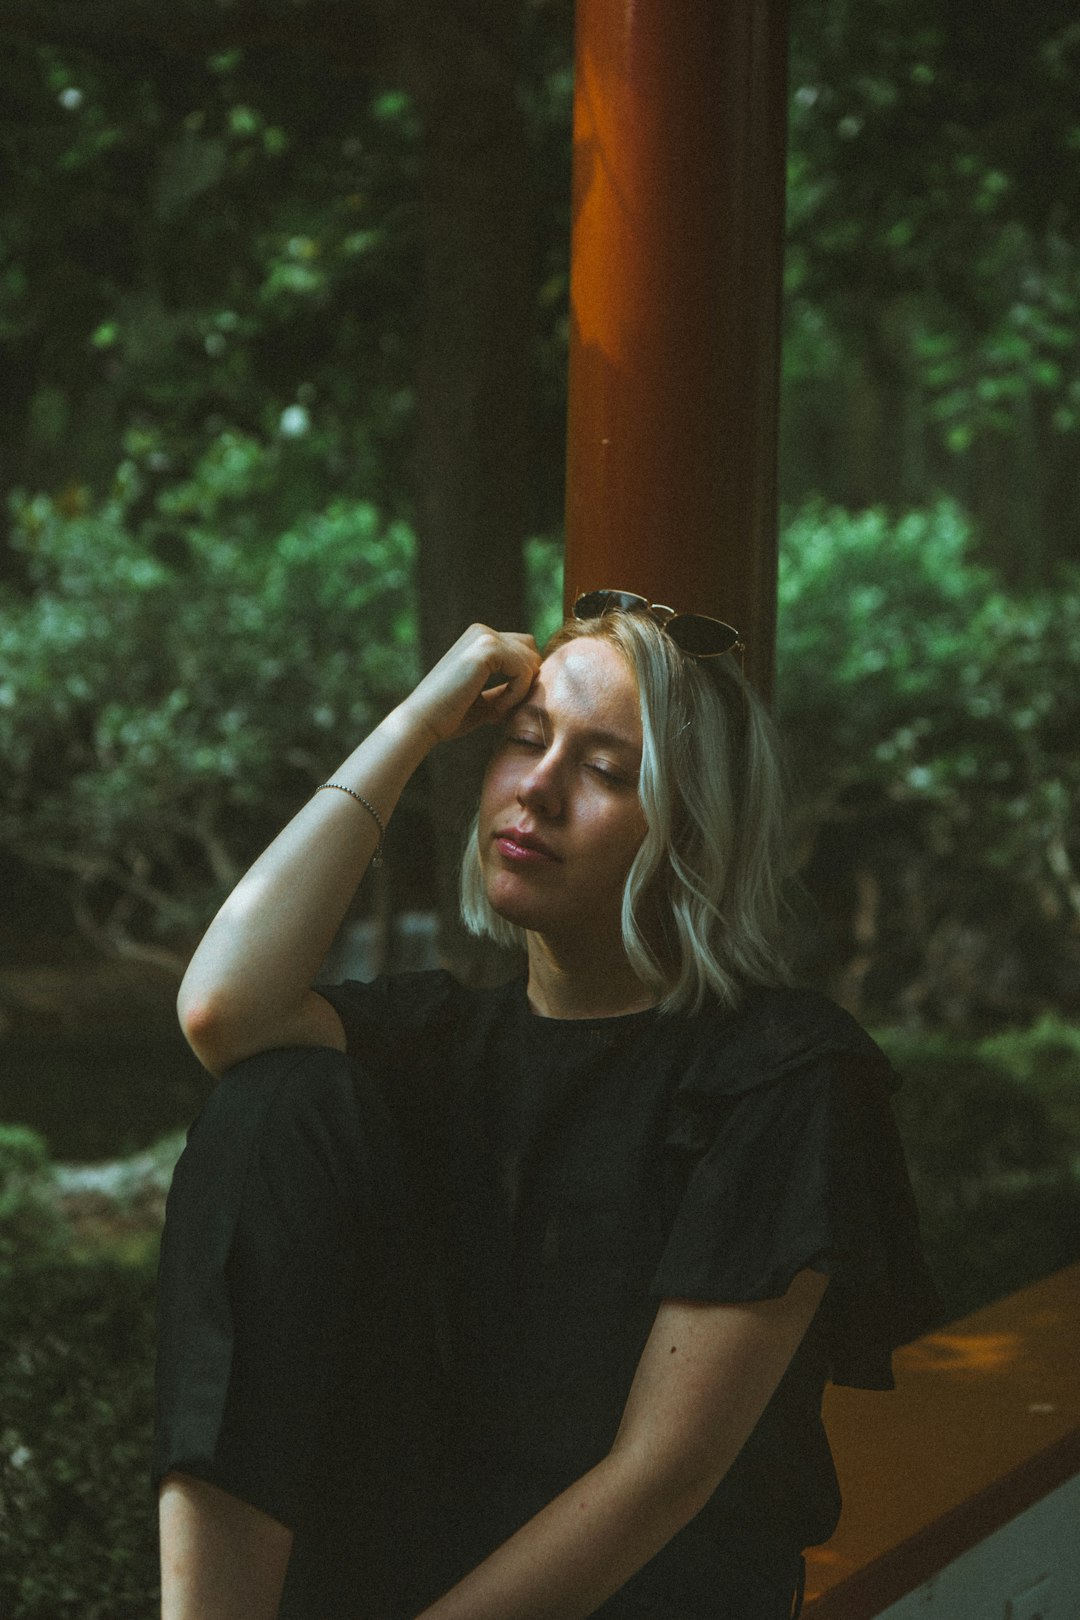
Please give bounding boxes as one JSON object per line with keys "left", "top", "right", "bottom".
{"left": 177, "top": 625, "right": 540, "bottom": 1075}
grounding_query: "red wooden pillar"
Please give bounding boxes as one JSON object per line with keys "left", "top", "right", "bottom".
{"left": 564, "top": 0, "right": 790, "bottom": 697}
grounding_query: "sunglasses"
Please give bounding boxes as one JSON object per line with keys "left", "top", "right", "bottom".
{"left": 572, "top": 590, "right": 744, "bottom": 661}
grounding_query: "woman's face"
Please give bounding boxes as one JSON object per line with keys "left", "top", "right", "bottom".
{"left": 478, "top": 636, "right": 647, "bottom": 952}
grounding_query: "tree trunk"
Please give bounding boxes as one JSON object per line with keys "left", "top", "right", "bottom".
{"left": 409, "top": 4, "right": 534, "bottom": 975}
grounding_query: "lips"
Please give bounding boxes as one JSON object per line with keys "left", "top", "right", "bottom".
{"left": 494, "top": 826, "right": 560, "bottom": 863}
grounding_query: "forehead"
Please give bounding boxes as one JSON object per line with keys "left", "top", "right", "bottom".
{"left": 533, "top": 638, "right": 642, "bottom": 741}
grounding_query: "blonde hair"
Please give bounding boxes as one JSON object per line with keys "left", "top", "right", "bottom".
{"left": 460, "top": 610, "right": 794, "bottom": 1013}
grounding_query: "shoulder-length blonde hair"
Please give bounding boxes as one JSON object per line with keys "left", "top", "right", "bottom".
{"left": 459, "top": 609, "right": 794, "bottom": 1013}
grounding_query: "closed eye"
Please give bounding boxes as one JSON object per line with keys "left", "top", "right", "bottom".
{"left": 587, "top": 760, "right": 635, "bottom": 787}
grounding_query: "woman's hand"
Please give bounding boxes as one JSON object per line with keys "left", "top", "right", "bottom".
{"left": 397, "top": 624, "right": 542, "bottom": 747}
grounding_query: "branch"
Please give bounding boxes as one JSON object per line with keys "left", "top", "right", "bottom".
{"left": 70, "top": 886, "right": 187, "bottom": 978}
{"left": 0, "top": 0, "right": 385, "bottom": 72}
{"left": 10, "top": 837, "right": 194, "bottom": 928}
{"left": 160, "top": 802, "right": 243, "bottom": 891}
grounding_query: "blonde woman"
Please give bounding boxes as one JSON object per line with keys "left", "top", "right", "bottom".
{"left": 156, "top": 595, "right": 938, "bottom": 1620}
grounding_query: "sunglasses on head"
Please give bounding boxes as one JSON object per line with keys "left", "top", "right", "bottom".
{"left": 572, "top": 589, "right": 744, "bottom": 661}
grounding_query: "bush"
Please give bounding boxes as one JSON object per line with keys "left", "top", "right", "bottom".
{"left": 1, "top": 1127, "right": 159, "bottom": 1616}
{"left": 778, "top": 502, "right": 1080, "bottom": 1029}
{"left": 0, "top": 1257, "right": 159, "bottom": 1619}
{"left": 878, "top": 1023, "right": 1080, "bottom": 1317}
{"left": 0, "top": 437, "right": 418, "bottom": 963}
{"left": 979, "top": 1015, "right": 1080, "bottom": 1155}
{"left": 917, "top": 1182, "right": 1080, "bottom": 1321}
{"left": 0, "top": 1125, "right": 66, "bottom": 1275}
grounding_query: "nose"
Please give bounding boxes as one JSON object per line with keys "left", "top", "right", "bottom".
{"left": 517, "top": 749, "right": 563, "bottom": 818}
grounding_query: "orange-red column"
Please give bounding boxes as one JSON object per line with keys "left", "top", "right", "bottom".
{"left": 565, "top": 0, "right": 789, "bottom": 697}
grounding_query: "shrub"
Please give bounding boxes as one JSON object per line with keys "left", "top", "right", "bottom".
{"left": 0, "top": 1257, "right": 159, "bottom": 1619}
{"left": 1, "top": 1126, "right": 159, "bottom": 1615}
{"left": 0, "top": 1125, "right": 66, "bottom": 1276}
{"left": 778, "top": 502, "right": 1080, "bottom": 1029}
{"left": 878, "top": 1024, "right": 1080, "bottom": 1317}
{"left": 0, "top": 437, "right": 418, "bottom": 966}
{"left": 979, "top": 1015, "right": 1080, "bottom": 1155}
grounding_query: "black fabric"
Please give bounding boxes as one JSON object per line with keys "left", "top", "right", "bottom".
{"left": 651, "top": 995, "right": 936, "bottom": 1387}
{"left": 155, "top": 973, "right": 940, "bottom": 1618}
{"left": 315, "top": 972, "right": 940, "bottom": 1604}
{"left": 153, "top": 1046, "right": 445, "bottom": 1618}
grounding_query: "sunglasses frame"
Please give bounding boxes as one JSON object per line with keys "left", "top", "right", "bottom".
{"left": 572, "top": 589, "right": 745, "bottom": 662}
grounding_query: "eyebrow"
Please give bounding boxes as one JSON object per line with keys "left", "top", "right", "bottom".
{"left": 515, "top": 702, "right": 641, "bottom": 759}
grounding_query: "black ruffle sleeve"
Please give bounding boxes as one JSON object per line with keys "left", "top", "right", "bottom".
{"left": 649, "top": 992, "right": 942, "bottom": 1390}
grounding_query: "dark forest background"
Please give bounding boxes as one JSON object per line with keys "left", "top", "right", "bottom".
{"left": 1, "top": 4, "right": 1079, "bottom": 1612}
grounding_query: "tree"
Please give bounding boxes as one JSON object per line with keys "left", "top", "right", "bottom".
{"left": 778, "top": 502, "right": 1080, "bottom": 1030}
{"left": 0, "top": 448, "right": 418, "bottom": 971}
{"left": 0, "top": 0, "right": 574, "bottom": 969}
{"left": 784, "top": 0, "right": 1080, "bottom": 579}
{"left": 4, "top": 0, "right": 1079, "bottom": 1011}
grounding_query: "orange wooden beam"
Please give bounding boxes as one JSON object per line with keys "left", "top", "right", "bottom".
{"left": 564, "top": 0, "right": 790, "bottom": 697}
{"left": 805, "top": 1264, "right": 1080, "bottom": 1614}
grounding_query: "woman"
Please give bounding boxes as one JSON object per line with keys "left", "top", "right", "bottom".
{"left": 155, "top": 594, "right": 939, "bottom": 1620}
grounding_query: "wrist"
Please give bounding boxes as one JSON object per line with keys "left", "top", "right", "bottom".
{"left": 385, "top": 694, "right": 447, "bottom": 757}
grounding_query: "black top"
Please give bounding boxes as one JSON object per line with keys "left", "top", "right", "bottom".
{"left": 319, "top": 971, "right": 940, "bottom": 1613}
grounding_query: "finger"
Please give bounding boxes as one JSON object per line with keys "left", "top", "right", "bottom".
{"left": 491, "top": 648, "right": 540, "bottom": 709}
{"left": 498, "top": 637, "right": 541, "bottom": 700}
{"left": 481, "top": 674, "right": 535, "bottom": 722}
{"left": 429, "top": 629, "right": 540, "bottom": 736}
{"left": 476, "top": 679, "right": 510, "bottom": 709}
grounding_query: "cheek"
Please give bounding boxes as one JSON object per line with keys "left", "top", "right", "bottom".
{"left": 478, "top": 753, "right": 529, "bottom": 849}
{"left": 478, "top": 755, "right": 513, "bottom": 824}
{"left": 596, "top": 802, "right": 647, "bottom": 877}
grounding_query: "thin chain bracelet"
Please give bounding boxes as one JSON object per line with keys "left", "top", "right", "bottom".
{"left": 315, "top": 783, "right": 385, "bottom": 865}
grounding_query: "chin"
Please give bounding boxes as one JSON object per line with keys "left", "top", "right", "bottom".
{"left": 483, "top": 865, "right": 572, "bottom": 937}
{"left": 484, "top": 878, "right": 544, "bottom": 933}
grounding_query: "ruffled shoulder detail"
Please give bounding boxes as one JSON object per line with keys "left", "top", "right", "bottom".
{"left": 675, "top": 986, "right": 897, "bottom": 1103}
{"left": 651, "top": 988, "right": 941, "bottom": 1389}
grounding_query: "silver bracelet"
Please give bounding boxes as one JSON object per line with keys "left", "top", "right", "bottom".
{"left": 315, "top": 783, "right": 385, "bottom": 866}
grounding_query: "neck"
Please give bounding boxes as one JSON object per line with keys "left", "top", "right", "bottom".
{"left": 524, "top": 932, "right": 657, "bottom": 1020}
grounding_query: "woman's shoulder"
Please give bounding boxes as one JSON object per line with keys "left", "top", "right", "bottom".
{"left": 655, "top": 985, "right": 941, "bottom": 1385}
{"left": 738, "top": 983, "right": 886, "bottom": 1058}
{"left": 674, "top": 982, "right": 895, "bottom": 1101}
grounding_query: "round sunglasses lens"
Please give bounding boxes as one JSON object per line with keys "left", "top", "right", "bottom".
{"left": 666, "top": 616, "right": 739, "bottom": 656}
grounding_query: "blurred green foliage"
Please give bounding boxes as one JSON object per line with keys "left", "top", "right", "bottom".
{"left": 786, "top": 7, "right": 1080, "bottom": 429}
{"left": 0, "top": 439, "right": 417, "bottom": 962}
{"left": 980, "top": 1017, "right": 1080, "bottom": 1141}
{"left": 0, "top": 1255, "right": 158, "bottom": 1618}
{"left": 0, "top": 1124, "right": 65, "bottom": 1273}
{"left": 778, "top": 502, "right": 1080, "bottom": 1027}
{"left": 1, "top": 3, "right": 1078, "bottom": 576}
{"left": 880, "top": 1020, "right": 1080, "bottom": 1315}
{"left": 0, "top": 24, "right": 426, "bottom": 519}
{"left": 2, "top": 488, "right": 1077, "bottom": 1027}
{"left": 784, "top": 2, "right": 1080, "bottom": 572}
{"left": 0, "top": 1124, "right": 158, "bottom": 1618}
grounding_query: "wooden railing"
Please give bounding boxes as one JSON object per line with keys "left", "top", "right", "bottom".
{"left": 804, "top": 1263, "right": 1080, "bottom": 1617}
